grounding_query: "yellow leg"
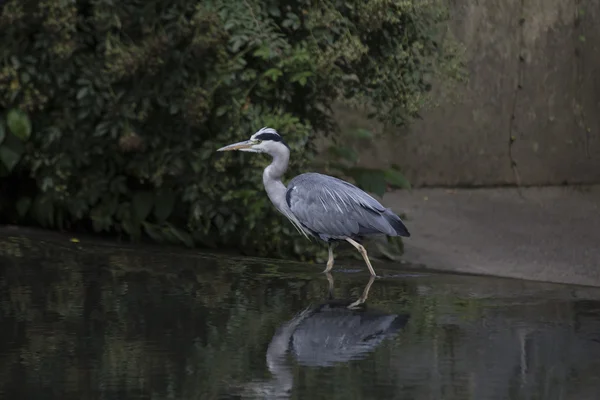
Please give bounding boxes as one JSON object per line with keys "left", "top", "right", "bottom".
{"left": 323, "top": 243, "right": 335, "bottom": 273}
{"left": 345, "top": 238, "right": 377, "bottom": 277}
{"left": 347, "top": 275, "right": 376, "bottom": 309}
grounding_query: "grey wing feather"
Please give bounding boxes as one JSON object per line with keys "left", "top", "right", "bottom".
{"left": 285, "top": 173, "right": 410, "bottom": 241}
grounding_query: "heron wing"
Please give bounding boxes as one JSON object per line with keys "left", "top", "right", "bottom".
{"left": 285, "top": 172, "right": 409, "bottom": 241}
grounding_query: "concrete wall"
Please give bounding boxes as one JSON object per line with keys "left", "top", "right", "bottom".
{"left": 335, "top": 0, "right": 600, "bottom": 187}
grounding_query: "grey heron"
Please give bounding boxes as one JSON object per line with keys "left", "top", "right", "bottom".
{"left": 217, "top": 127, "right": 410, "bottom": 276}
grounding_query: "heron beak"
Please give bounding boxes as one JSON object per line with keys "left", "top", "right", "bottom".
{"left": 216, "top": 140, "right": 253, "bottom": 152}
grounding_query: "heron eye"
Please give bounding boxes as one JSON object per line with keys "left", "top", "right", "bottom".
{"left": 253, "top": 139, "right": 262, "bottom": 144}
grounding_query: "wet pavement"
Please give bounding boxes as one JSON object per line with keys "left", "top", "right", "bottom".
{"left": 385, "top": 186, "right": 600, "bottom": 287}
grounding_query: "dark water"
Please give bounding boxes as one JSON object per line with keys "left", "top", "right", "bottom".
{"left": 1, "top": 234, "right": 600, "bottom": 400}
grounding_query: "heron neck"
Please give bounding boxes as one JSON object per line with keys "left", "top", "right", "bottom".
{"left": 263, "top": 149, "right": 290, "bottom": 214}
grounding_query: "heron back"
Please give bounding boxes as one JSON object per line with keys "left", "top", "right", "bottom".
{"left": 285, "top": 172, "right": 410, "bottom": 241}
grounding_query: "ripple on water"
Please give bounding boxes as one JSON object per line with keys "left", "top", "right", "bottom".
{"left": 1, "top": 235, "right": 600, "bottom": 399}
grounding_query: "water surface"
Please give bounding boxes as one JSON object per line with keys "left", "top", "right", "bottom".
{"left": 1, "top": 233, "right": 600, "bottom": 399}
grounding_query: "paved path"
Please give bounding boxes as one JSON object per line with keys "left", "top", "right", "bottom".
{"left": 384, "top": 186, "right": 600, "bottom": 287}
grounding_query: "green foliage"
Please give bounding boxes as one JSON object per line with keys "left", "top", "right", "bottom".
{"left": 320, "top": 127, "right": 411, "bottom": 198}
{"left": 0, "top": 0, "right": 462, "bottom": 258}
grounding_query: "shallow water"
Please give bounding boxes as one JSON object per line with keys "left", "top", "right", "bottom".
{"left": 1, "top": 233, "right": 600, "bottom": 400}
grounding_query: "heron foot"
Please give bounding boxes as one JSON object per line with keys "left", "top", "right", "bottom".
{"left": 346, "top": 275, "right": 376, "bottom": 309}
{"left": 347, "top": 299, "right": 363, "bottom": 309}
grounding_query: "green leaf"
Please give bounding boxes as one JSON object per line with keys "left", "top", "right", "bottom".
{"left": 122, "top": 218, "right": 141, "bottom": 239}
{"left": 142, "top": 221, "right": 164, "bottom": 242}
{"left": 216, "top": 106, "right": 229, "bottom": 117}
{"left": 384, "top": 168, "right": 411, "bottom": 189}
{"left": 132, "top": 191, "right": 154, "bottom": 222}
{"left": 6, "top": 109, "right": 32, "bottom": 141}
{"left": 350, "top": 128, "right": 373, "bottom": 139}
{"left": 167, "top": 222, "right": 194, "bottom": 247}
{"left": 290, "top": 71, "right": 313, "bottom": 87}
{"left": 153, "top": 189, "right": 175, "bottom": 223}
{"left": 160, "top": 227, "right": 182, "bottom": 245}
{"left": 263, "top": 68, "right": 283, "bottom": 82}
{"left": 76, "top": 87, "right": 88, "bottom": 99}
{"left": 253, "top": 45, "right": 272, "bottom": 60}
{"left": 268, "top": 5, "right": 281, "bottom": 17}
{"left": 344, "top": 167, "right": 387, "bottom": 198}
{"left": 16, "top": 197, "right": 32, "bottom": 217}
{"left": 327, "top": 145, "right": 358, "bottom": 163}
{"left": 0, "top": 144, "right": 22, "bottom": 172}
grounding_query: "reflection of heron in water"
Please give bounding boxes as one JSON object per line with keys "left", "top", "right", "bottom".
{"left": 239, "top": 275, "right": 410, "bottom": 399}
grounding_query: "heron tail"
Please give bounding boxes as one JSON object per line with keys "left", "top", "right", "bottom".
{"left": 383, "top": 209, "right": 410, "bottom": 237}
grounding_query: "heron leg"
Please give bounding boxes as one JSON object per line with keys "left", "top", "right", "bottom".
{"left": 345, "top": 238, "right": 378, "bottom": 277}
{"left": 347, "top": 275, "right": 376, "bottom": 309}
{"left": 323, "top": 242, "right": 336, "bottom": 273}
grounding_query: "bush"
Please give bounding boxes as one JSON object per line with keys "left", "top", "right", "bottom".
{"left": 0, "top": 0, "right": 462, "bottom": 258}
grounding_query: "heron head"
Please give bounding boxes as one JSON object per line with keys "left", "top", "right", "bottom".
{"left": 217, "top": 127, "right": 290, "bottom": 155}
